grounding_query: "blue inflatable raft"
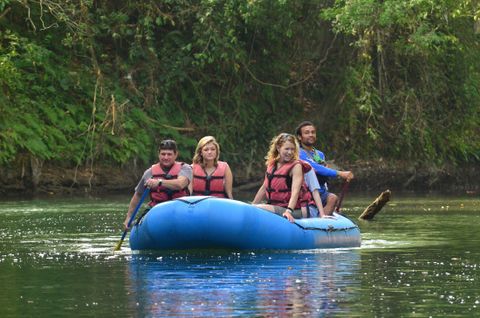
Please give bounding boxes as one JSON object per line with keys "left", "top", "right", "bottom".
{"left": 129, "top": 196, "right": 361, "bottom": 251}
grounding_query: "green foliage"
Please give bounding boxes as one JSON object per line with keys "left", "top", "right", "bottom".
{"left": 321, "top": 0, "right": 480, "bottom": 163}
{"left": 0, "top": 0, "right": 479, "bottom": 178}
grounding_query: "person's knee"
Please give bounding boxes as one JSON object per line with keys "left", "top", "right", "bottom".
{"left": 327, "top": 193, "right": 337, "bottom": 204}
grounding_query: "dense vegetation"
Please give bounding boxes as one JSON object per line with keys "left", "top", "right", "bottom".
{"left": 1, "top": 0, "right": 479, "bottom": 185}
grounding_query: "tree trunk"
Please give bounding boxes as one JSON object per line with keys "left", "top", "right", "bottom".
{"left": 30, "top": 156, "right": 44, "bottom": 194}
{"left": 358, "top": 189, "right": 391, "bottom": 220}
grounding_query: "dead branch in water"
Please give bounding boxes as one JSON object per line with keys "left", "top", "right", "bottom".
{"left": 359, "top": 190, "right": 391, "bottom": 221}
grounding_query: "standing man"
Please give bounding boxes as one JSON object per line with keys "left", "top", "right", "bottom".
{"left": 295, "top": 121, "right": 354, "bottom": 214}
{"left": 123, "top": 139, "right": 192, "bottom": 230}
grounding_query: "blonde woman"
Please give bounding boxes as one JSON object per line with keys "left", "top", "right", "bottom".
{"left": 252, "top": 133, "right": 312, "bottom": 222}
{"left": 189, "top": 136, "right": 233, "bottom": 199}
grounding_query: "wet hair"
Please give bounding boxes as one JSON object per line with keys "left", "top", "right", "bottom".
{"left": 158, "top": 139, "right": 177, "bottom": 153}
{"left": 264, "top": 133, "right": 299, "bottom": 167}
{"left": 192, "top": 136, "right": 220, "bottom": 166}
{"left": 295, "top": 121, "right": 315, "bottom": 140}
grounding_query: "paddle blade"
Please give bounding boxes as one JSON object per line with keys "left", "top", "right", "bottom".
{"left": 115, "top": 189, "right": 149, "bottom": 251}
{"left": 114, "top": 239, "right": 124, "bottom": 251}
{"left": 114, "top": 231, "right": 127, "bottom": 251}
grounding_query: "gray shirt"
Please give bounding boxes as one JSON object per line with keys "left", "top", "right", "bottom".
{"left": 135, "top": 162, "right": 193, "bottom": 194}
{"left": 304, "top": 169, "right": 321, "bottom": 192}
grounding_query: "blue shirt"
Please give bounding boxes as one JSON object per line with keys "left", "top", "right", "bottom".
{"left": 299, "top": 148, "right": 337, "bottom": 193}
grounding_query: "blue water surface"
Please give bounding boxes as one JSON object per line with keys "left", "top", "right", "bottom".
{"left": 1, "top": 194, "right": 480, "bottom": 317}
{"left": 127, "top": 250, "right": 360, "bottom": 317}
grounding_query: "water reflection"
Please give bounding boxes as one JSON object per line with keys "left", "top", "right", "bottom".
{"left": 126, "top": 250, "right": 361, "bottom": 317}
{"left": 1, "top": 195, "right": 479, "bottom": 317}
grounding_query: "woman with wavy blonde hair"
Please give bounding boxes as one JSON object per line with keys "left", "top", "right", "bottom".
{"left": 189, "top": 136, "right": 233, "bottom": 199}
{"left": 252, "top": 133, "right": 312, "bottom": 222}
{"left": 263, "top": 133, "right": 300, "bottom": 167}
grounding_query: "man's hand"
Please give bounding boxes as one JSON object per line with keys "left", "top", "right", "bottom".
{"left": 123, "top": 219, "right": 130, "bottom": 231}
{"left": 338, "top": 171, "right": 354, "bottom": 182}
{"left": 145, "top": 178, "right": 161, "bottom": 188}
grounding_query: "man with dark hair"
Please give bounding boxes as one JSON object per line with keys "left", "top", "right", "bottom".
{"left": 123, "top": 139, "right": 192, "bottom": 229}
{"left": 295, "top": 121, "right": 353, "bottom": 214}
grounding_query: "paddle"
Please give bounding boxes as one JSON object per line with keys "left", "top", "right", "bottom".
{"left": 335, "top": 181, "right": 350, "bottom": 213}
{"left": 114, "top": 188, "right": 150, "bottom": 251}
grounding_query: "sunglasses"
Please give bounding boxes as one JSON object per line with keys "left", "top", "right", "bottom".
{"left": 279, "top": 133, "right": 294, "bottom": 140}
{"left": 160, "top": 140, "right": 175, "bottom": 147}
{"left": 159, "top": 139, "right": 177, "bottom": 151}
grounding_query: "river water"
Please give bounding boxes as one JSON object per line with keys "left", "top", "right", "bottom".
{"left": 0, "top": 194, "right": 479, "bottom": 317}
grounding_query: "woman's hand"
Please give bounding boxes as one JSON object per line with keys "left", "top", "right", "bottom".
{"left": 282, "top": 211, "right": 295, "bottom": 223}
{"left": 321, "top": 215, "right": 337, "bottom": 219}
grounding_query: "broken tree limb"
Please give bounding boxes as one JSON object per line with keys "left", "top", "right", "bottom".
{"left": 358, "top": 190, "right": 391, "bottom": 221}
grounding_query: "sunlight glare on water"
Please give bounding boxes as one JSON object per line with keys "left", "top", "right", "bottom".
{"left": 0, "top": 194, "right": 479, "bottom": 317}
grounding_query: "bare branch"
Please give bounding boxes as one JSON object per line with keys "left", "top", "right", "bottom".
{"left": 0, "top": 7, "right": 11, "bottom": 20}
{"left": 244, "top": 34, "right": 337, "bottom": 89}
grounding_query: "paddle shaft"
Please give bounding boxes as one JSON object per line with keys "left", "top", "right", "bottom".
{"left": 115, "top": 188, "right": 150, "bottom": 250}
{"left": 335, "top": 181, "right": 350, "bottom": 213}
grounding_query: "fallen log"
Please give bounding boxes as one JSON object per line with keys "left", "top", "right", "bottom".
{"left": 234, "top": 181, "right": 262, "bottom": 192}
{"left": 358, "top": 190, "right": 391, "bottom": 221}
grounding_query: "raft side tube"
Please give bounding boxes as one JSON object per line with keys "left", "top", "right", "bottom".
{"left": 130, "top": 196, "right": 361, "bottom": 250}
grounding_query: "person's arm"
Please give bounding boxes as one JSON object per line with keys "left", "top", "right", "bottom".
{"left": 300, "top": 151, "right": 353, "bottom": 180}
{"left": 305, "top": 157, "right": 338, "bottom": 177}
{"left": 252, "top": 183, "right": 266, "bottom": 204}
{"left": 311, "top": 189, "right": 328, "bottom": 217}
{"left": 224, "top": 164, "right": 234, "bottom": 199}
{"left": 188, "top": 164, "right": 194, "bottom": 194}
{"left": 146, "top": 163, "right": 193, "bottom": 190}
{"left": 145, "top": 176, "right": 189, "bottom": 190}
{"left": 304, "top": 170, "right": 327, "bottom": 217}
{"left": 337, "top": 170, "right": 354, "bottom": 182}
{"left": 283, "top": 164, "right": 303, "bottom": 222}
{"left": 299, "top": 151, "right": 337, "bottom": 177}
{"left": 123, "top": 192, "right": 141, "bottom": 230}
{"left": 123, "top": 171, "right": 149, "bottom": 229}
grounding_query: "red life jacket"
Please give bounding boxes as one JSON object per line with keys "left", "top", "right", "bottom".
{"left": 264, "top": 160, "right": 312, "bottom": 209}
{"left": 192, "top": 161, "right": 229, "bottom": 198}
{"left": 149, "top": 162, "right": 190, "bottom": 206}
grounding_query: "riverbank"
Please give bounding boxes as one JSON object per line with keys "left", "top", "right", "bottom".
{"left": 0, "top": 159, "right": 478, "bottom": 198}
